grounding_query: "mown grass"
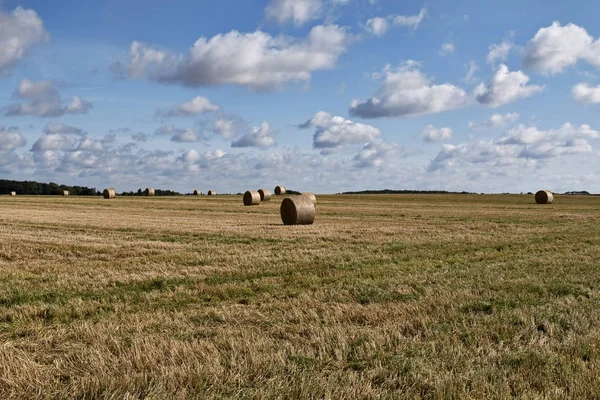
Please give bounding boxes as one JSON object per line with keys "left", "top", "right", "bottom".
{"left": 0, "top": 194, "right": 599, "bottom": 399}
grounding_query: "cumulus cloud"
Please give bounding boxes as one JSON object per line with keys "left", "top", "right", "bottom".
{"left": 353, "top": 141, "right": 402, "bottom": 168}
{"left": 115, "top": 25, "right": 348, "bottom": 90}
{"left": 156, "top": 96, "right": 219, "bottom": 117}
{"left": 0, "top": 6, "right": 49, "bottom": 76}
{"left": 231, "top": 121, "right": 276, "bottom": 149}
{"left": 469, "top": 113, "right": 519, "bottom": 129}
{"left": 0, "top": 126, "right": 27, "bottom": 151}
{"left": 31, "top": 133, "right": 79, "bottom": 152}
{"left": 421, "top": 125, "right": 453, "bottom": 142}
{"left": 301, "top": 111, "right": 381, "bottom": 149}
{"left": 572, "top": 83, "right": 600, "bottom": 104}
{"left": 154, "top": 125, "right": 204, "bottom": 143}
{"left": 524, "top": 22, "right": 600, "bottom": 75}
{"left": 265, "top": 0, "right": 322, "bottom": 26}
{"left": 430, "top": 122, "right": 598, "bottom": 172}
{"left": 44, "top": 122, "right": 85, "bottom": 136}
{"left": 487, "top": 40, "right": 513, "bottom": 65}
{"left": 365, "top": 8, "right": 427, "bottom": 36}
{"left": 3, "top": 79, "right": 92, "bottom": 117}
{"left": 349, "top": 61, "right": 467, "bottom": 118}
{"left": 474, "top": 64, "right": 544, "bottom": 107}
{"left": 132, "top": 132, "right": 150, "bottom": 142}
{"left": 439, "top": 43, "right": 456, "bottom": 56}
{"left": 214, "top": 117, "right": 245, "bottom": 139}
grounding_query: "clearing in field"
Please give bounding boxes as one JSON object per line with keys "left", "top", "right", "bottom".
{"left": 0, "top": 194, "right": 599, "bottom": 398}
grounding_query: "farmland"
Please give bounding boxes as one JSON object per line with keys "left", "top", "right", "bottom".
{"left": 0, "top": 194, "right": 599, "bottom": 399}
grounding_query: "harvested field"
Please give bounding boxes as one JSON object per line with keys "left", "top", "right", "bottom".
{"left": 0, "top": 194, "right": 599, "bottom": 399}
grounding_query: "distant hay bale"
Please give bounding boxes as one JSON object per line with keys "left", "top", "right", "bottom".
{"left": 207, "top": 190, "right": 216, "bottom": 196}
{"left": 258, "top": 189, "right": 271, "bottom": 201}
{"left": 9, "top": 191, "right": 16, "bottom": 197}
{"left": 302, "top": 192, "right": 317, "bottom": 206}
{"left": 535, "top": 190, "right": 554, "bottom": 204}
{"left": 243, "top": 191, "right": 261, "bottom": 206}
{"left": 193, "top": 190, "right": 201, "bottom": 196}
{"left": 144, "top": 188, "right": 155, "bottom": 196}
{"left": 103, "top": 188, "right": 116, "bottom": 199}
{"left": 63, "top": 190, "right": 69, "bottom": 196}
{"left": 280, "top": 195, "right": 315, "bottom": 225}
{"left": 275, "top": 186, "right": 286, "bottom": 195}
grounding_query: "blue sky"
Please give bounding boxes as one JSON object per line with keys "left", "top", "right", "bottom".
{"left": 1, "top": 0, "right": 599, "bottom": 193}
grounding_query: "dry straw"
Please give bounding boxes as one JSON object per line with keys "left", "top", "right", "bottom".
{"left": 63, "top": 190, "right": 70, "bottom": 196}
{"left": 103, "top": 188, "right": 116, "bottom": 199}
{"left": 302, "top": 192, "right": 317, "bottom": 206}
{"left": 535, "top": 190, "right": 554, "bottom": 204}
{"left": 243, "top": 191, "right": 261, "bottom": 206}
{"left": 193, "top": 190, "right": 201, "bottom": 196}
{"left": 258, "top": 189, "right": 271, "bottom": 201}
{"left": 280, "top": 195, "right": 315, "bottom": 225}
{"left": 144, "top": 188, "right": 155, "bottom": 196}
{"left": 9, "top": 191, "right": 16, "bottom": 197}
{"left": 275, "top": 185, "right": 286, "bottom": 195}
{"left": 207, "top": 190, "right": 216, "bottom": 196}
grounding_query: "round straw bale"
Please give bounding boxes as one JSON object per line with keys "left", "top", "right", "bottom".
{"left": 63, "top": 190, "right": 70, "bottom": 196}
{"left": 9, "top": 191, "right": 16, "bottom": 197}
{"left": 535, "top": 190, "right": 554, "bottom": 204}
{"left": 275, "top": 185, "right": 286, "bottom": 195}
{"left": 243, "top": 191, "right": 261, "bottom": 206}
{"left": 258, "top": 189, "right": 271, "bottom": 201}
{"left": 302, "top": 192, "right": 317, "bottom": 206}
{"left": 103, "top": 188, "right": 116, "bottom": 199}
{"left": 280, "top": 195, "right": 315, "bottom": 225}
{"left": 207, "top": 190, "right": 216, "bottom": 196}
{"left": 144, "top": 188, "right": 155, "bottom": 196}
{"left": 193, "top": 189, "right": 201, "bottom": 196}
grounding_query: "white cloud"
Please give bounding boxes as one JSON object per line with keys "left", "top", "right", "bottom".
{"left": 421, "top": 125, "right": 453, "bottom": 142}
{"left": 157, "top": 96, "right": 220, "bottom": 117}
{"left": 77, "top": 137, "right": 105, "bottom": 152}
{"left": 430, "top": 122, "right": 598, "bottom": 173}
{"left": 0, "top": 126, "right": 27, "bottom": 151}
{"left": 439, "top": 43, "right": 456, "bottom": 56}
{"left": 231, "top": 121, "right": 276, "bottom": 149}
{"left": 301, "top": 111, "right": 381, "bottom": 149}
{"left": 31, "top": 134, "right": 79, "bottom": 152}
{"left": 349, "top": 61, "right": 467, "bottom": 118}
{"left": 464, "top": 60, "right": 479, "bottom": 83}
{"left": 486, "top": 40, "right": 513, "bottom": 65}
{"left": 469, "top": 113, "right": 519, "bottom": 129}
{"left": 353, "top": 141, "right": 402, "bottom": 168}
{"left": 524, "top": 22, "right": 600, "bottom": 75}
{"left": 365, "top": 8, "right": 427, "bottom": 36}
{"left": 572, "top": 83, "right": 600, "bottom": 104}
{"left": 154, "top": 125, "right": 203, "bottom": 143}
{"left": 213, "top": 117, "right": 240, "bottom": 139}
{"left": 365, "top": 17, "right": 389, "bottom": 37}
{"left": 44, "top": 122, "right": 85, "bottom": 136}
{"left": 265, "top": 0, "right": 322, "bottom": 26}
{"left": 117, "top": 25, "right": 348, "bottom": 91}
{"left": 474, "top": 64, "right": 544, "bottom": 107}
{"left": 3, "top": 79, "right": 92, "bottom": 117}
{"left": 0, "top": 6, "right": 49, "bottom": 76}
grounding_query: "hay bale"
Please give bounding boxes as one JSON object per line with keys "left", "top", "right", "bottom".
{"left": 258, "top": 189, "right": 271, "bottom": 201}
{"left": 243, "top": 191, "right": 261, "bottom": 206}
{"left": 275, "top": 185, "right": 286, "bottom": 195}
{"left": 103, "top": 188, "right": 116, "bottom": 199}
{"left": 144, "top": 188, "right": 155, "bottom": 196}
{"left": 193, "top": 189, "right": 201, "bottom": 196}
{"left": 63, "top": 190, "right": 69, "bottom": 196}
{"left": 280, "top": 195, "right": 315, "bottom": 225}
{"left": 535, "top": 190, "right": 554, "bottom": 204}
{"left": 302, "top": 192, "right": 317, "bottom": 206}
{"left": 9, "top": 191, "right": 16, "bottom": 197}
{"left": 207, "top": 190, "right": 216, "bottom": 196}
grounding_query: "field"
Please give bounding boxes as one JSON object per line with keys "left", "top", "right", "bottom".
{"left": 0, "top": 194, "right": 599, "bottom": 399}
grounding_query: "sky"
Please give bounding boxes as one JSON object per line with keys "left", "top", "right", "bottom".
{"left": 1, "top": 0, "right": 599, "bottom": 194}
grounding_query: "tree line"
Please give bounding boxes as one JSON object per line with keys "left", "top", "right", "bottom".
{"left": 0, "top": 179, "right": 98, "bottom": 195}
